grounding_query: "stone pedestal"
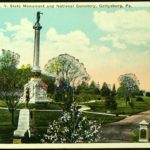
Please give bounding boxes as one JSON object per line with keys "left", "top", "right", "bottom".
{"left": 20, "top": 78, "right": 50, "bottom": 103}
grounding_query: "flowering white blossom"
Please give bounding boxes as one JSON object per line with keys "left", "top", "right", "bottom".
{"left": 41, "top": 103, "right": 101, "bottom": 143}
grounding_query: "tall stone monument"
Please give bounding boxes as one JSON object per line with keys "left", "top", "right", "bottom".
{"left": 32, "top": 11, "right": 42, "bottom": 74}
{"left": 20, "top": 12, "right": 49, "bottom": 104}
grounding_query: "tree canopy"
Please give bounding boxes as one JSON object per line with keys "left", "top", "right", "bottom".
{"left": 0, "top": 49, "right": 20, "bottom": 68}
{"left": 0, "top": 49, "right": 21, "bottom": 125}
{"left": 44, "top": 54, "right": 90, "bottom": 87}
{"left": 101, "top": 82, "right": 111, "bottom": 97}
{"left": 118, "top": 73, "right": 140, "bottom": 105}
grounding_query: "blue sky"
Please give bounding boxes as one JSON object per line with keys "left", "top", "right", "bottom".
{"left": 0, "top": 4, "right": 150, "bottom": 91}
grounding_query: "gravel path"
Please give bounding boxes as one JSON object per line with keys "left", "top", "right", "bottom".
{"left": 101, "top": 110, "right": 150, "bottom": 142}
{"left": 111, "top": 110, "right": 150, "bottom": 125}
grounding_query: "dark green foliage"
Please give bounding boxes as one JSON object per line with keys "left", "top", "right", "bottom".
{"left": 117, "top": 83, "right": 125, "bottom": 98}
{"left": 105, "top": 95, "right": 117, "bottom": 111}
{"left": 0, "top": 50, "right": 21, "bottom": 125}
{"left": 41, "top": 74, "right": 55, "bottom": 98}
{"left": 118, "top": 73, "right": 140, "bottom": 106}
{"left": 128, "top": 129, "right": 139, "bottom": 142}
{"left": 17, "top": 65, "right": 31, "bottom": 89}
{"left": 129, "top": 101, "right": 134, "bottom": 110}
{"left": 112, "top": 84, "right": 117, "bottom": 96}
{"left": 0, "top": 109, "right": 19, "bottom": 143}
{"left": 74, "top": 94, "right": 101, "bottom": 102}
{"left": 89, "top": 80, "right": 100, "bottom": 95}
{"left": 32, "top": 111, "right": 62, "bottom": 127}
{"left": 74, "top": 81, "right": 101, "bottom": 102}
{"left": 0, "top": 49, "right": 20, "bottom": 67}
{"left": 75, "top": 81, "right": 89, "bottom": 94}
{"left": 101, "top": 82, "right": 111, "bottom": 97}
{"left": 136, "top": 97, "right": 144, "bottom": 102}
{"left": 136, "top": 90, "right": 145, "bottom": 96}
{"left": 146, "top": 92, "right": 150, "bottom": 97}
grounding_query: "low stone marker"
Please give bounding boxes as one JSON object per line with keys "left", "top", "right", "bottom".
{"left": 13, "top": 109, "right": 30, "bottom": 143}
{"left": 139, "top": 120, "right": 149, "bottom": 142}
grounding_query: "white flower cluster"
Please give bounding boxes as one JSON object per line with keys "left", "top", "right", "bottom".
{"left": 41, "top": 104, "right": 101, "bottom": 143}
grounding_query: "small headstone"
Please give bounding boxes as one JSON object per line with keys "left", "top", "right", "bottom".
{"left": 139, "top": 120, "right": 149, "bottom": 142}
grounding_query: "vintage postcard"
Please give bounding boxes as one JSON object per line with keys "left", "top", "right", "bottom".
{"left": 0, "top": 1, "right": 150, "bottom": 149}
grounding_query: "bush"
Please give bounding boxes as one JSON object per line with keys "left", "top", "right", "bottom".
{"left": 129, "top": 101, "right": 134, "bottom": 109}
{"left": 105, "top": 96, "right": 117, "bottom": 111}
{"left": 41, "top": 104, "right": 101, "bottom": 143}
{"left": 128, "top": 129, "right": 139, "bottom": 142}
{"left": 136, "top": 97, "right": 144, "bottom": 102}
{"left": 146, "top": 92, "right": 150, "bottom": 97}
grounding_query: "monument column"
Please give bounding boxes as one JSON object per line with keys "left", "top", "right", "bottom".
{"left": 19, "top": 11, "right": 49, "bottom": 104}
{"left": 32, "top": 11, "right": 43, "bottom": 74}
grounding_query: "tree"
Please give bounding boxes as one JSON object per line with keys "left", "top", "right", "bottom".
{"left": 0, "top": 49, "right": 21, "bottom": 125}
{"left": 101, "top": 82, "right": 111, "bottom": 97}
{"left": 89, "top": 81, "right": 100, "bottom": 95}
{"left": 41, "top": 73, "right": 55, "bottom": 99}
{"left": 41, "top": 103, "right": 101, "bottom": 143}
{"left": 75, "top": 81, "right": 89, "bottom": 95}
{"left": 112, "top": 84, "right": 117, "bottom": 96}
{"left": 44, "top": 54, "right": 90, "bottom": 105}
{"left": 105, "top": 93, "right": 117, "bottom": 112}
{"left": 17, "top": 64, "right": 32, "bottom": 89}
{"left": 118, "top": 73, "right": 140, "bottom": 106}
{"left": 146, "top": 92, "right": 150, "bottom": 97}
{"left": 0, "top": 49, "right": 20, "bottom": 67}
{"left": 41, "top": 54, "right": 101, "bottom": 143}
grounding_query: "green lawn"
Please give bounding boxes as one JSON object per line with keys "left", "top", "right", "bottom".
{"left": 0, "top": 109, "right": 19, "bottom": 143}
{"left": 83, "top": 113, "right": 125, "bottom": 125}
{"left": 0, "top": 100, "right": 7, "bottom": 107}
{"left": 0, "top": 109, "right": 62, "bottom": 143}
{"left": 1, "top": 96, "right": 150, "bottom": 143}
{"left": 17, "top": 101, "right": 63, "bottom": 110}
{"left": 85, "top": 96, "right": 150, "bottom": 115}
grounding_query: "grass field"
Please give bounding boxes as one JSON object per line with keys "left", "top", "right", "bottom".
{"left": 0, "top": 109, "right": 19, "bottom": 143}
{"left": 85, "top": 96, "right": 150, "bottom": 115}
{"left": 0, "top": 96, "right": 150, "bottom": 143}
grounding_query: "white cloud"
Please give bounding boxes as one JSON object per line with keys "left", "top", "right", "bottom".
{"left": 4, "top": 18, "right": 33, "bottom": 41}
{"left": 0, "top": 18, "right": 34, "bottom": 66}
{"left": 46, "top": 27, "right": 90, "bottom": 51}
{"left": 96, "top": 45, "right": 111, "bottom": 54}
{"left": 94, "top": 10, "right": 150, "bottom": 47}
{"left": 100, "top": 35, "right": 126, "bottom": 49}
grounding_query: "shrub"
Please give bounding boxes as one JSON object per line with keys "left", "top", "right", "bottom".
{"left": 41, "top": 104, "right": 101, "bottom": 143}
{"left": 128, "top": 129, "right": 139, "bottom": 142}
{"left": 136, "top": 97, "right": 144, "bottom": 102}
{"left": 129, "top": 101, "right": 134, "bottom": 109}
{"left": 105, "top": 96, "right": 117, "bottom": 111}
{"left": 146, "top": 92, "right": 150, "bottom": 97}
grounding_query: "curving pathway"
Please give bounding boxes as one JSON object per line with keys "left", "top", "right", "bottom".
{"left": 101, "top": 110, "right": 150, "bottom": 142}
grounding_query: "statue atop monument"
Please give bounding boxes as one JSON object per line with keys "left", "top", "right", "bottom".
{"left": 36, "top": 11, "right": 43, "bottom": 24}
